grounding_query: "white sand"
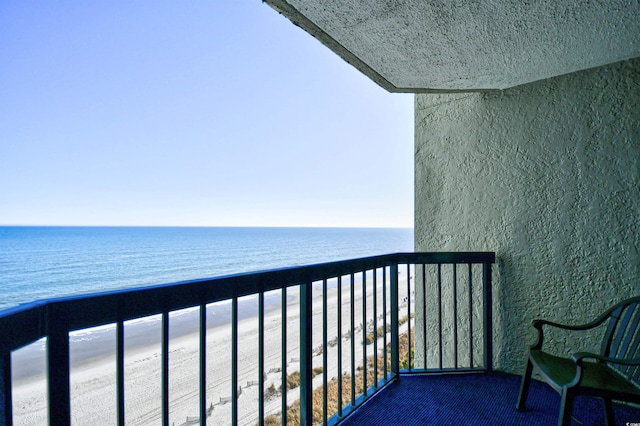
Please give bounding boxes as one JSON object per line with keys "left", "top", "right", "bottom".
{"left": 12, "top": 271, "right": 413, "bottom": 426}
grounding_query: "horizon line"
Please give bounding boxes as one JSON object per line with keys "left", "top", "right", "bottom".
{"left": 0, "top": 224, "right": 414, "bottom": 230}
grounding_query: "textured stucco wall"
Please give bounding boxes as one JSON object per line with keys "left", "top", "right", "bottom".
{"left": 414, "top": 58, "right": 640, "bottom": 373}
{"left": 268, "top": 0, "right": 640, "bottom": 91}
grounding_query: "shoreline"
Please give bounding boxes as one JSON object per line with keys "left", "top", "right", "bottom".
{"left": 12, "top": 272, "right": 413, "bottom": 425}
{"left": 11, "top": 291, "right": 290, "bottom": 382}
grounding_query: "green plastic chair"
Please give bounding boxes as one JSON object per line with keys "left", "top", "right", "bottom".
{"left": 516, "top": 296, "right": 640, "bottom": 426}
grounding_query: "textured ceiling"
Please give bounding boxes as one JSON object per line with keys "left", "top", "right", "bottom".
{"left": 266, "top": 0, "right": 640, "bottom": 92}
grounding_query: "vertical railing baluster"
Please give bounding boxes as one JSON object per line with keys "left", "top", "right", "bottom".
{"left": 116, "top": 320, "right": 125, "bottom": 426}
{"left": 322, "top": 279, "right": 328, "bottom": 425}
{"left": 281, "top": 288, "right": 287, "bottom": 426}
{"left": 199, "top": 304, "right": 207, "bottom": 426}
{"left": 48, "top": 304, "right": 71, "bottom": 426}
{"left": 337, "top": 276, "right": 342, "bottom": 417}
{"left": 372, "top": 268, "right": 378, "bottom": 386}
{"left": 453, "top": 263, "right": 458, "bottom": 369}
{"left": 437, "top": 264, "right": 443, "bottom": 370}
{"left": 468, "top": 264, "right": 473, "bottom": 369}
{"left": 406, "top": 264, "right": 412, "bottom": 371}
{"left": 382, "top": 267, "right": 388, "bottom": 379}
{"left": 350, "top": 273, "right": 355, "bottom": 405}
{"left": 362, "top": 271, "right": 367, "bottom": 394}
{"left": 1, "top": 350, "right": 13, "bottom": 426}
{"left": 483, "top": 262, "right": 493, "bottom": 371}
{"left": 300, "top": 282, "right": 313, "bottom": 425}
{"left": 258, "top": 292, "right": 265, "bottom": 426}
{"left": 232, "top": 297, "right": 238, "bottom": 425}
{"left": 161, "top": 311, "right": 169, "bottom": 426}
{"left": 390, "top": 264, "right": 399, "bottom": 376}
{"left": 421, "top": 264, "right": 427, "bottom": 370}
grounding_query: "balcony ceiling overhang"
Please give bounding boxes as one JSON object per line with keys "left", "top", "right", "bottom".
{"left": 265, "top": 0, "right": 640, "bottom": 93}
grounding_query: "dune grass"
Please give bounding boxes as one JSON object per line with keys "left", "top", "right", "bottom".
{"left": 263, "top": 329, "right": 413, "bottom": 425}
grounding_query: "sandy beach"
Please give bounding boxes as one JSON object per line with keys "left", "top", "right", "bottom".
{"left": 12, "top": 270, "right": 413, "bottom": 426}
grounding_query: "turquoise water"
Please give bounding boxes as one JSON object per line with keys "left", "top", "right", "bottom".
{"left": 0, "top": 226, "right": 413, "bottom": 312}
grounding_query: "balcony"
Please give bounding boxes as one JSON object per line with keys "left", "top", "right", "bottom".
{"left": 5, "top": 251, "right": 632, "bottom": 426}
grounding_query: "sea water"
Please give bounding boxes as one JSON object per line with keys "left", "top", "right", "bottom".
{"left": 0, "top": 226, "right": 413, "bottom": 311}
{"left": 1, "top": 226, "right": 413, "bottom": 380}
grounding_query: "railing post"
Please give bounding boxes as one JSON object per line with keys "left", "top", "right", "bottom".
{"left": 0, "top": 351, "right": 12, "bottom": 426}
{"left": 281, "top": 288, "right": 288, "bottom": 426}
{"left": 199, "top": 304, "right": 207, "bottom": 426}
{"left": 258, "top": 292, "right": 265, "bottom": 426}
{"left": 337, "top": 276, "right": 342, "bottom": 417}
{"left": 482, "top": 262, "right": 493, "bottom": 371}
{"left": 47, "top": 304, "right": 71, "bottom": 426}
{"left": 116, "top": 320, "right": 125, "bottom": 426}
{"left": 300, "top": 282, "right": 313, "bottom": 425}
{"left": 349, "top": 274, "right": 355, "bottom": 404}
{"left": 231, "top": 297, "right": 238, "bottom": 425}
{"left": 161, "top": 311, "right": 169, "bottom": 426}
{"left": 372, "top": 269, "right": 378, "bottom": 386}
{"left": 390, "top": 264, "right": 400, "bottom": 376}
{"left": 322, "top": 279, "right": 328, "bottom": 425}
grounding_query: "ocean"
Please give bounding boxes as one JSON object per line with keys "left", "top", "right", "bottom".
{"left": 0, "top": 226, "right": 413, "bottom": 312}
{"left": 5, "top": 227, "right": 414, "bottom": 422}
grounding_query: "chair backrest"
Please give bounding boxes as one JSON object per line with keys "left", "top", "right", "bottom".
{"left": 601, "top": 296, "right": 640, "bottom": 386}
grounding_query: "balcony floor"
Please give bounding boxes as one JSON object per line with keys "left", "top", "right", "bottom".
{"left": 337, "top": 372, "right": 640, "bottom": 426}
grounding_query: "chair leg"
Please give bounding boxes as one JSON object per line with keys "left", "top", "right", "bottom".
{"left": 516, "top": 358, "right": 534, "bottom": 411}
{"left": 602, "top": 398, "right": 615, "bottom": 426}
{"left": 558, "top": 388, "right": 575, "bottom": 426}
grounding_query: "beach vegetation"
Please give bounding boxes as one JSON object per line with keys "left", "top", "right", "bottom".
{"left": 400, "top": 347, "right": 415, "bottom": 369}
{"left": 265, "top": 383, "right": 279, "bottom": 401}
{"left": 286, "top": 371, "right": 301, "bottom": 390}
{"left": 280, "top": 367, "right": 324, "bottom": 392}
{"left": 313, "top": 344, "right": 323, "bottom": 356}
{"left": 263, "top": 329, "right": 414, "bottom": 425}
{"left": 365, "top": 313, "right": 414, "bottom": 345}
{"left": 264, "top": 414, "right": 283, "bottom": 426}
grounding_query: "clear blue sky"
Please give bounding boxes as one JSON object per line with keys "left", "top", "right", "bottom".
{"left": 0, "top": 1, "right": 414, "bottom": 228}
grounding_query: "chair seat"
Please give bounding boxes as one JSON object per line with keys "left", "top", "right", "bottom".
{"left": 530, "top": 349, "right": 640, "bottom": 396}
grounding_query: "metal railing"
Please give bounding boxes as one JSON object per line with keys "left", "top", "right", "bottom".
{"left": 0, "top": 252, "right": 495, "bottom": 426}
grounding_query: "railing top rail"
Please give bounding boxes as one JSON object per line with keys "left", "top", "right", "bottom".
{"left": 0, "top": 252, "right": 495, "bottom": 352}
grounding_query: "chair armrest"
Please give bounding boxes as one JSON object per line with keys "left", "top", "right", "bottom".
{"left": 564, "top": 352, "right": 640, "bottom": 388}
{"left": 532, "top": 317, "right": 609, "bottom": 331}
{"left": 571, "top": 352, "right": 640, "bottom": 367}
{"left": 530, "top": 314, "right": 612, "bottom": 350}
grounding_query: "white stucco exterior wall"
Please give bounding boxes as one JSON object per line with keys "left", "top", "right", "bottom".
{"left": 414, "top": 58, "right": 640, "bottom": 373}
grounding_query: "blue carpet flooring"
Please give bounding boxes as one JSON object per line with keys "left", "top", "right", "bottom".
{"left": 338, "top": 372, "right": 640, "bottom": 426}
